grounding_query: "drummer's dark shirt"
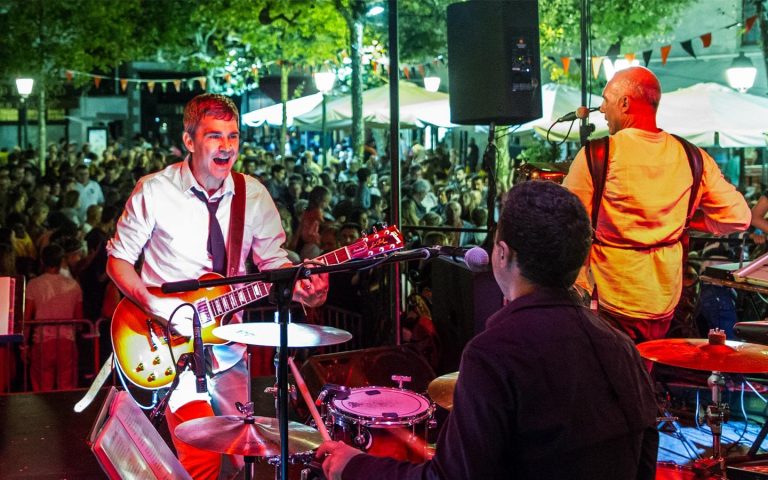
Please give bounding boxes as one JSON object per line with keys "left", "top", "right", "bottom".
{"left": 342, "top": 287, "right": 659, "bottom": 480}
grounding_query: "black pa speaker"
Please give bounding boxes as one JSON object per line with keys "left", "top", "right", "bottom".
{"left": 447, "top": 0, "right": 542, "bottom": 125}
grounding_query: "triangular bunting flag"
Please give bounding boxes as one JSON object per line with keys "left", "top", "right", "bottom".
{"left": 680, "top": 39, "right": 696, "bottom": 59}
{"left": 417, "top": 64, "right": 425, "bottom": 77}
{"left": 198, "top": 77, "right": 207, "bottom": 90}
{"left": 403, "top": 66, "right": 410, "bottom": 79}
{"left": 372, "top": 61, "right": 377, "bottom": 72}
{"left": 94, "top": 76, "right": 102, "bottom": 88}
{"left": 561, "top": 56, "right": 570, "bottom": 73}
{"left": 642, "top": 50, "right": 653, "bottom": 67}
{"left": 547, "top": 55, "right": 557, "bottom": 64}
{"left": 591, "top": 56, "right": 603, "bottom": 79}
{"left": 147, "top": 81, "right": 155, "bottom": 93}
{"left": 700, "top": 33, "right": 712, "bottom": 48}
{"left": 161, "top": 82, "right": 168, "bottom": 93}
{"left": 745, "top": 15, "right": 757, "bottom": 34}
{"left": 251, "top": 66, "right": 259, "bottom": 78}
{"left": 120, "top": 78, "right": 128, "bottom": 92}
{"left": 173, "top": 79, "right": 182, "bottom": 92}
{"left": 574, "top": 58, "right": 582, "bottom": 68}
{"left": 660, "top": 45, "right": 672, "bottom": 65}
{"left": 223, "top": 73, "right": 231, "bottom": 84}
{"left": 65, "top": 70, "right": 73, "bottom": 83}
{"left": 187, "top": 79, "right": 195, "bottom": 91}
{"left": 606, "top": 42, "right": 621, "bottom": 58}
{"left": 624, "top": 53, "right": 636, "bottom": 62}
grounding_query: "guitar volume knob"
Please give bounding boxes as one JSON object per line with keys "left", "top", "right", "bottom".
{"left": 165, "top": 367, "right": 174, "bottom": 376}
{"left": 153, "top": 356, "right": 161, "bottom": 365}
{"left": 135, "top": 363, "right": 144, "bottom": 372}
{"left": 147, "top": 373, "right": 156, "bottom": 382}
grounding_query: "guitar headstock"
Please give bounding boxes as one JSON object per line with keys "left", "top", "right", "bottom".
{"left": 347, "top": 224, "right": 404, "bottom": 260}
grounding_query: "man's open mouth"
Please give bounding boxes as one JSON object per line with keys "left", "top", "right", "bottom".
{"left": 213, "top": 156, "right": 230, "bottom": 165}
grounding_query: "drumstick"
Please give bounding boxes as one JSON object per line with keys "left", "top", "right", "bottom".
{"left": 288, "top": 356, "right": 332, "bottom": 441}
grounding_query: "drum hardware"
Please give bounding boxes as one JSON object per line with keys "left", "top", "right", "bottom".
{"left": 638, "top": 329, "right": 768, "bottom": 477}
{"left": 391, "top": 374, "right": 412, "bottom": 389}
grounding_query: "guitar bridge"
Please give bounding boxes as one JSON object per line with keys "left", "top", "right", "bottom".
{"left": 146, "top": 320, "right": 159, "bottom": 351}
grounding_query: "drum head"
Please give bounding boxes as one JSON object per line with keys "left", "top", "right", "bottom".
{"left": 655, "top": 462, "right": 722, "bottom": 479}
{"left": 330, "top": 387, "right": 432, "bottom": 426}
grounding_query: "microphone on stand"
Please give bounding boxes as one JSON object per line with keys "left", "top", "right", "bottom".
{"left": 556, "top": 106, "right": 599, "bottom": 122}
{"left": 191, "top": 309, "right": 207, "bottom": 394}
{"left": 430, "top": 245, "right": 490, "bottom": 273}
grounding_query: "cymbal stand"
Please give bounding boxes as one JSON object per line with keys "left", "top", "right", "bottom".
{"left": 693, "top": 371, "right": 729, "bottom": 476}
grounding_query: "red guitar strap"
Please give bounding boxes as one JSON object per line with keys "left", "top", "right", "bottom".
{"left": 227, "top": 172, "right": 246, "bottom": 277}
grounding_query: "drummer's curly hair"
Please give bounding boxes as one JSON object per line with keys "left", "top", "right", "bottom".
{"left": 497, "top": 181, "right": 591, "bottom": 288}
{"left": 183, "top": 93, "right": 239, "bottom": 136}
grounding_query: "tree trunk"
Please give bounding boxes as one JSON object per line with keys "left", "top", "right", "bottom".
{"left": 280, "top": 63, "right": 289, "bottom": 158}
{"left": 349, "top": 18, "right": 364, "bottom": 162}
{"left": 37, "top": 80, "right": 46, "bottom": 175}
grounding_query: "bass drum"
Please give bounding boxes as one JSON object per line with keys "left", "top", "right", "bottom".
{"left": 328, "top": 386, "right": 434, "bottom": 462}
{"left": 656, "top": 462, "right": 723, "bottom": 479}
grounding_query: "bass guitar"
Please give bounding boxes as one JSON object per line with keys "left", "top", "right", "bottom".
{"left": 111, "top": 225, "right": 403, "bottom": 390}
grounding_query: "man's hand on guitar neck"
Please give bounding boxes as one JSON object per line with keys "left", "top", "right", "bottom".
{"left": 289, "top": 262, "right": 329, "bottom": 308}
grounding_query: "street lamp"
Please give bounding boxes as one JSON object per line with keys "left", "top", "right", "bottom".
{"left": 15, "top": 78, "right": 33, "bottom": 149}
{"left": 726, "top": 52, "right": 757, "bottom": 93}
{"left": 313, "top": 71, "right": 335, "bottom": 166}
{"left": 423, "top": 76, "right": 441, "bottom": 92}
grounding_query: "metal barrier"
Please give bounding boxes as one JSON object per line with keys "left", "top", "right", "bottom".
{"left": 2, "top": 305, "right": 363, "bottom": 394}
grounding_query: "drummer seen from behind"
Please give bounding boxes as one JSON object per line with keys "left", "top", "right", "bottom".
{"left": 318, "top": 181, "right": 659, "bottom": 480}
{"left": 106, "top": 93, "right": 327, "bottom": 480}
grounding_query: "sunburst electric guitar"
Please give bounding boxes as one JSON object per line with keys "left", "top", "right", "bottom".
{"left": 111, "top": 225, "right": 404, "bottom": 390}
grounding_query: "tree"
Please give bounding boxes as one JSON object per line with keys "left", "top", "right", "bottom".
{"left": 0, "top": 0, "right": 150, "bottom": 173}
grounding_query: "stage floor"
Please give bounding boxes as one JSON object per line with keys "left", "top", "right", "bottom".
{"left": 2, "top": 382, "right": 768, "bottom": 479}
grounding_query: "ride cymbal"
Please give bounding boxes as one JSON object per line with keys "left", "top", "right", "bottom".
{"left": 637, "top": 338, "right": 768, "bottom": 373}
{"left": 213, "top": 322, "right": 352, "bottom": 347}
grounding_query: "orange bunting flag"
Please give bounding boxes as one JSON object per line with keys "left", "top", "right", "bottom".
{"left": 198, "top": 77, "right": 207, "bottom": 90}
{"left": 403, "top": 66, "right": 410, "bottom": 79}
{"left": 147, "top": 81, "right": 155, "bottom": 93}
{"left": 660, "top": 45, "right": 672, "bottom": 65}
{"left": 65, "top": 70, "right": 73, "bottom": 83}
{"left": 173, "top": 79, "right": 181, "bottom": 92}
{"left": 120, "top": 79, "right": 128, "bottom": 92}
{"left": 745, "top": 15, "right": 757, "bottom": 34}
{"left": 591, "top": 56, "right": 603, "bottom": 79}
{"left": 624, "top": 53, "right": 636, "bottom": 63}
{"left": 700, "top": 33, "right": 712, "bottom": 48}
{"left": 94, "top": 76, "right": 102, "bottom": 89}
{"left": 417, "top": 64, "right": 425, "bottom": 77}
{"left": 561, "top": 56, "right": 571, "bottom": 73}
{"left": 251, "top": 66, "right": 259, "bottom": 78}
{"left": 223, "top": 73, "right": 231, "bottom": 84}
{"left": 372, "top": 61, "right": 377, "bottom": 72}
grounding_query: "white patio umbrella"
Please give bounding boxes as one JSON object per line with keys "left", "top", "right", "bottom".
{"left": 657, "top": 83, "right": 768, "bottom": 147}
{"left": 242, "top": 93, "right": 324, "bottom": 127}
{"left": 521, "top": 83, "right": 607, "bottom": 142}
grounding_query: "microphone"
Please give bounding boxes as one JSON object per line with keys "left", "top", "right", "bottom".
{"left": 191, "top": 309, "right": 207, "bottom": 393}
{"left": 430, "top": 245, "right": 490, "bottom": 273}
{"left": 556, "top": 106, "right": 599, "bottom": 122}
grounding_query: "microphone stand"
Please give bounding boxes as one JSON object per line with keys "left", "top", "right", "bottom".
{"left": 161, "top": 249, "right": 433, "bottom": 479}
{"left": 578, "top": 0, "right": 594, "bottom": 147}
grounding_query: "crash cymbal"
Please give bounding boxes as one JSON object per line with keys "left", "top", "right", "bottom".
{"left": 213, "top": 322, "right": 352, "bottom": 347}
{"left": 637, "top": 338, "right": 768, "bottom": 373}
{"left": 428, "top": 371, "right": 458, "bottom": 410}
{"left": 175, "top": 415, "right": 323, "bottom": 457}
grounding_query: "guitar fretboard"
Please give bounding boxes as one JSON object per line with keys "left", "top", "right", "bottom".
{"left": 207, "top": 247, "right": 352, "bottom": 318}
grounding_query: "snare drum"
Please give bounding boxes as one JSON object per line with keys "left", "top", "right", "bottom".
{"left": 328, "top": 386, "right": 434, "bottom": 462}
{"left": 655, "top": 462, "right": 723, "bottom": 479}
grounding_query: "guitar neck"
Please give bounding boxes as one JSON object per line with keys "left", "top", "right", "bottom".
{"left": 206, "top": 246, "right": 352, "bottom": 318}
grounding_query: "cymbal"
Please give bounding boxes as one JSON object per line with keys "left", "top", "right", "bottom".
{"left": 428, "top": 371, "right": 458, "bottom": 410}
{"left": 175, "top": 415, "right": 323, "bottom": 457}
{"left": 637, "top": 338, "right": 768, "bottom": 373}
{"left": 213, "top": 322, "right": 352, "bottom": 347}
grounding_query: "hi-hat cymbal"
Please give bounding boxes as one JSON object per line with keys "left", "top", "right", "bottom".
{"left": 428, "top": 371, "right": 458, "bottom": 410}
{"left": 213, "top": 322, "right": 352, "bottom": 347}
{"left": 175, "top": 415, "right": 323, "bottom": 457}
{"left": 637, "top": 338, "right": 768, "bottom": 373}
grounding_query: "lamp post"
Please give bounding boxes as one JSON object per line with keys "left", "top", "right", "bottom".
{"left": 15, "top": 78, "right": 33, "bottom": 150}
{"left": 726, "top": 52, "right": 757, "bottom": 93}
{"left": 313, "top": 71, "right": 335, "bottom": 166}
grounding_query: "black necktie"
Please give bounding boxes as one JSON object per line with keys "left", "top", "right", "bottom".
{"left": 192, "top": 188, "right": 226, "bottom": 275}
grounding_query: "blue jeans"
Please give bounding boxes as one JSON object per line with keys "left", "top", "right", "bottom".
{"left": 698, "top": 285, "right": 738, "bottom": 339}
